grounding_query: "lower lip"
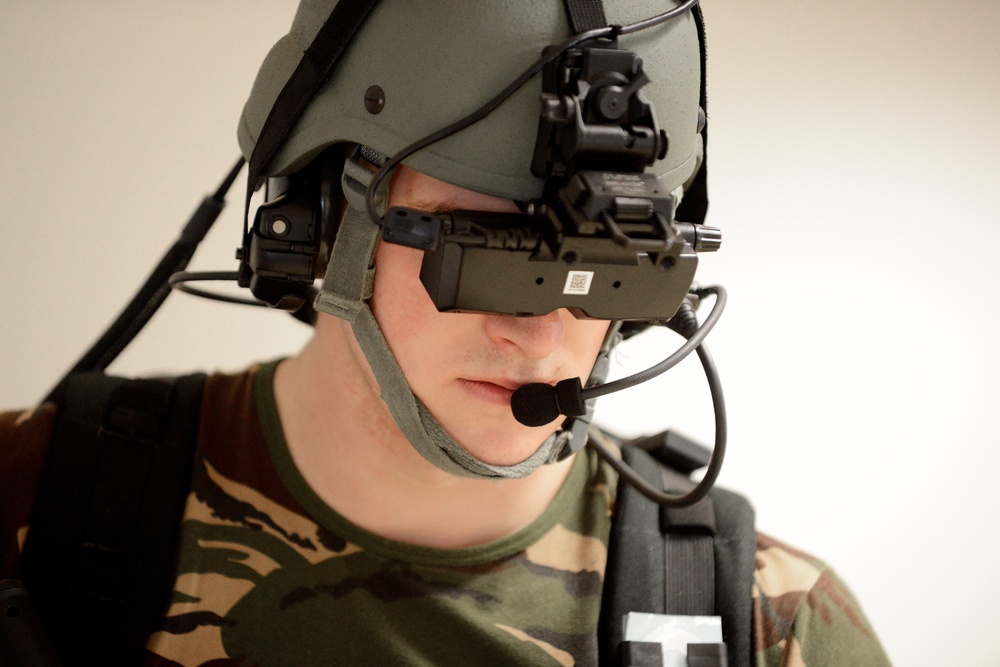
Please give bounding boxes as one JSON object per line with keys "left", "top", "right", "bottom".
{"left": 459, "top": 379, "right": 515, "bottom": 406}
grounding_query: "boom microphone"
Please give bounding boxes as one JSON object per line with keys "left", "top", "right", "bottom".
{"left": 510, "top": 286, "right": 727, "bottom": 427}
{"left": 509, "top": 287, "right": 729, "bottom": 509}
{"left": 510, "top": 378, "right": 586, "bottom": 427}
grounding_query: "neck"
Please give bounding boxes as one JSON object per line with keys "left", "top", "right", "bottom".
{"left": 273, "top": 315, "right": 575, "bottom": 549}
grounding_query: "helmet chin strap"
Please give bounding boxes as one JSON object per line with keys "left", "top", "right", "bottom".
{"left": 312, "top": 156, "right": 611, "bottom": 480}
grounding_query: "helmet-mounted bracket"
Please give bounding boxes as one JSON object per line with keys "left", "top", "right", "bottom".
{"left": 532, "top": 41, "right": 668, "bottom": 180}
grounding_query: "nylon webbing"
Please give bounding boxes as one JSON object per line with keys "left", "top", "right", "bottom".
{"left": 660, "top": 465, "right": 717, "bottom": 616}
{"left": 562, "top": 0, "right": 608, "bottom": 34}
{"left": 707, "top": 486, "right": 756, "bottom": 666}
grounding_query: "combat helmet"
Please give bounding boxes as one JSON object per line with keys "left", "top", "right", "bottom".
{"left": 235, "top": 0, "right": 713, "bottom": 479}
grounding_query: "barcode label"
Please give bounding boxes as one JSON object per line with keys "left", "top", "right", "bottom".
{"left": 563, "top": 270, "right": 594, "bottom": 295}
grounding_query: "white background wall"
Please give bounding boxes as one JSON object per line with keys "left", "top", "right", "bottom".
{"left": 3, "top": 2, "right": 998, "bottom": 665}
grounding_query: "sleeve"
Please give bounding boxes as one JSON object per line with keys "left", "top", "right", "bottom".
{"left": 0, "top": 403, "right": 55, "bottom": 579}
{"left": 752, "top": 533, "right": 892, "bottom": 666}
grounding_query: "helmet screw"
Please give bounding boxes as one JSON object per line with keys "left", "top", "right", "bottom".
{"left": 364, "top": 85, "right": 385, "bottom": 114}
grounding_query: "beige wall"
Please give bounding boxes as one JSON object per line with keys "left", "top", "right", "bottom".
{"left": 3, "top": 2, "right": 999, "bottom": 664}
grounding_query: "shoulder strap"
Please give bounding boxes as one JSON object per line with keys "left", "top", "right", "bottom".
{"left": 598, "top": 445, "right": 756, "bottom": 667}
{"left": 18, "top": 371, "right": 206, "bottom": 666}
{"left": 562, "top": 0, "right": 608, "bottom": 34}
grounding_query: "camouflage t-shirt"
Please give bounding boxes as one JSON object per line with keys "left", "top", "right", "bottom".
{"left": 0, "top": 362, "right": 891, "bottom": 666}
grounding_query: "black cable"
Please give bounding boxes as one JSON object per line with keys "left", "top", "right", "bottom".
{"left": 588, "top": 332, "right": 726, "bottom": 508}
{"left": 168, "top": 271, "right": 266, "bottom": 307}
{"left": 168, "top": 271, "right": 318, "bottom": 326}
{"left": 618, "top": 0, "right": 701, "bottom": 35}
{"left": 42, "top": 157, "right": 245, "bottom": 404}
{"left": 211, "top": 157, "right": 246, "bottom": 203}
{"left": 364, "top": 27, "right": 603, "bottom": 222}
{"left": 585, "top": 284, "right": 725, "bottom": 400}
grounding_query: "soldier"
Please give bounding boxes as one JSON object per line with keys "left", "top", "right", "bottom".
{"left": 1, "top": 1, "right": 891, "bottom": 665}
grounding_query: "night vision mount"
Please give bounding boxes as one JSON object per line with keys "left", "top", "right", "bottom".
{"left": 382, "top": 37, "right": 720, "bottom": 322}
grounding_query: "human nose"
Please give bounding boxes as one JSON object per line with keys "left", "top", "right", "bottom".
{"left": 483, "top": 310, "right": 565, "bottom": 360}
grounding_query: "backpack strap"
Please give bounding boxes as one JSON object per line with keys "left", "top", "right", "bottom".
{"left": 18, "top": 372, "right": 206, "bottom": 666}
{"left": 562, "top": 0, "right": 608, "bottom": 34}
{"left": 598, "top": 445, "right": 756, "bottom": 667}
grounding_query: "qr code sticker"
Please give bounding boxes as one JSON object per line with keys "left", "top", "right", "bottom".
{"left": 563, "top": 270, "right": 594, "bottom": 295}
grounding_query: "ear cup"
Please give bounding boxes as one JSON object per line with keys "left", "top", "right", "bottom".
{"left": 240, "top": 146, "right": 345, "bottom": 310}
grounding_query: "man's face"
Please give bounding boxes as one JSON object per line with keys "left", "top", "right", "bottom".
{"left": 370, "top": 167, "right": 611, "bottom": 466}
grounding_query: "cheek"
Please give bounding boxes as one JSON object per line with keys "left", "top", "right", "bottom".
{"left": 370, "top": 242, "right": 457, "bottom": 388}
{"left": 371, "top": 243, "right": 430, "bottom": 344}
{"left": 573, "top": 319, "right": 613, "bottom": 372}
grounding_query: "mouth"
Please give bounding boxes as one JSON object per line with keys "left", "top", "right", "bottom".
{"left": 458, "top": 377, "right": 547, "bottom": 407}
{"left": 458, "top": 379, "right": 516, "bottom": 406}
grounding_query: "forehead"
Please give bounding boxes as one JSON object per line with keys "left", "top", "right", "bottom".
{"left": 388, "top": 166, "right": 520, "bottom": 214}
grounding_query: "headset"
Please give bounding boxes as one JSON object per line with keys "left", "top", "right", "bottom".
{"left": 53, "top": 0, "right": 727, "bottom": 507}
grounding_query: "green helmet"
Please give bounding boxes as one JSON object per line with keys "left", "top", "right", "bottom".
{"left": 236, "top": 0, "right": 709, "bottom": 480}
{"left": 238, "top": 0, "right": 704, "bottom": 202}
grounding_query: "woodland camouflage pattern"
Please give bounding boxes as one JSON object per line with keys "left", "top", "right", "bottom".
{"left": 0, "top": 362, "right": 891, "bottom": 666}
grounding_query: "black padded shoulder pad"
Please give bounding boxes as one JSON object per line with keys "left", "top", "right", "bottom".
{"left": 19, "top": 371, "right": 206, "bottom": 666}
{"left": 598, "top": 445, "right": 756, "bottom": 667}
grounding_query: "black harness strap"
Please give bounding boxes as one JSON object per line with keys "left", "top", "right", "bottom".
{"left": 599, "top": 445, "right": 756, "bottom": 667}
{"left": 562, "top": 0, "right": 608, "bottom": 34}
{"left": 659, "top": 465, "right": 717, "bottom": 615}
{"left": 705, "top": 484, "right": 756, "bottom": 666}
{"left": 244, "top": 0, "right": 381, "bottom": 219}
{"left": 599, "top": 447, "right": 667, "bottom": 666}
{"left": 19, "top": 372, "right": 206, "bottom": 666}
